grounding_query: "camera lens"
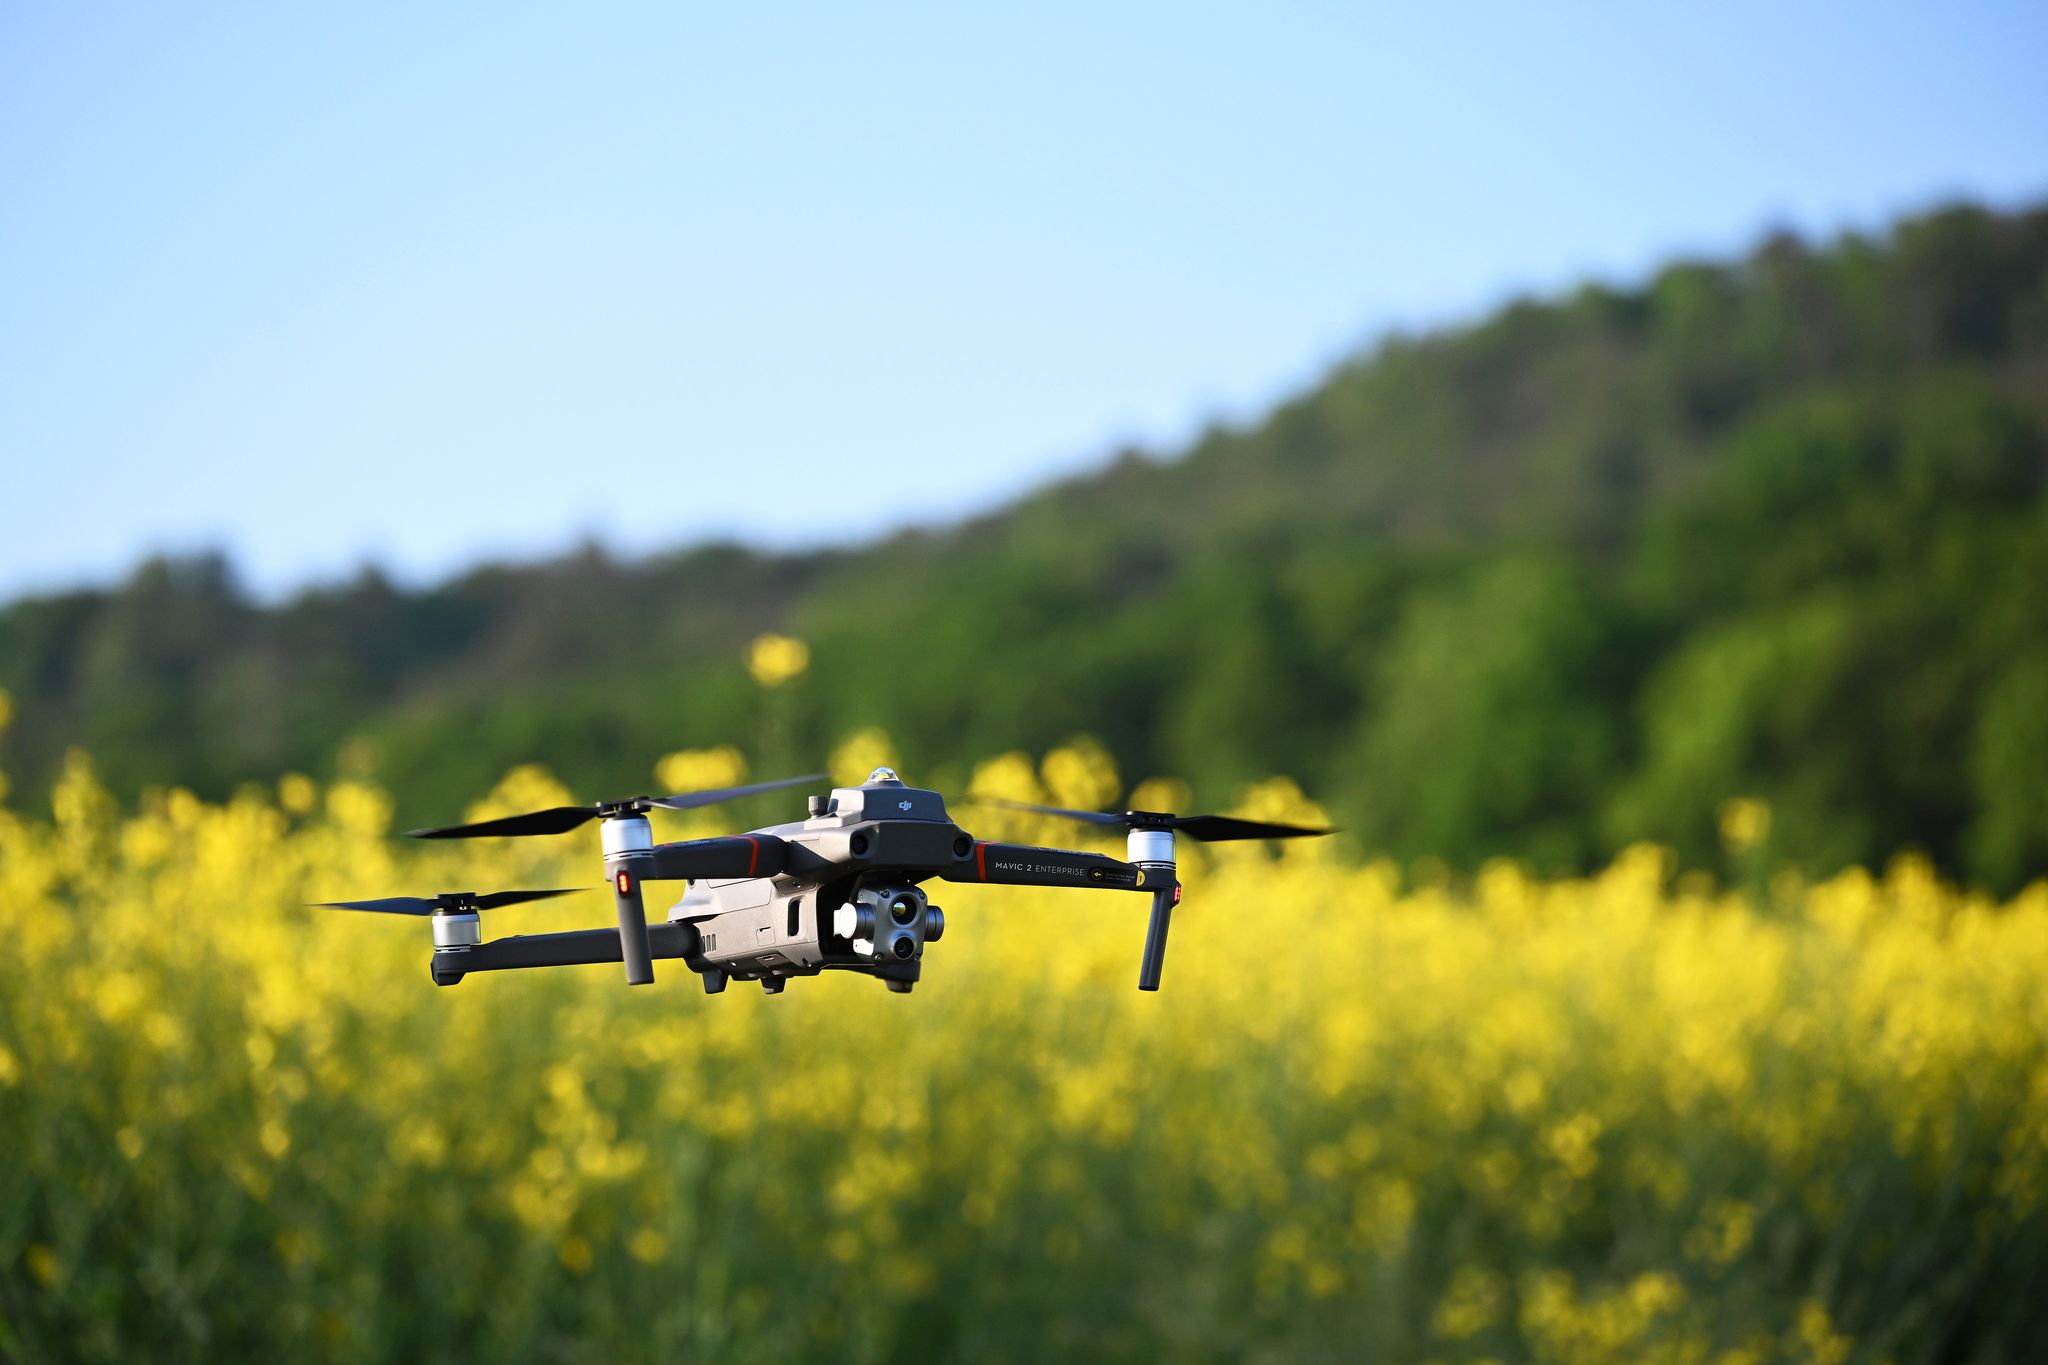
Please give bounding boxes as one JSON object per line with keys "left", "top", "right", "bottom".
{"left": 890, "top": 895, "right": 917, "bottom": 925}
{"left": 891, "top": 935, "right": 915, "bottom": 960}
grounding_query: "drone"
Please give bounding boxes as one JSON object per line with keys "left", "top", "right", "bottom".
{"left": 316, "top": 767, "right": 1331, "bottom": 995}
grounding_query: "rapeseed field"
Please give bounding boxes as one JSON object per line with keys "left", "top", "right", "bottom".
{"left": 2, "top": 730, "right": 2045, "bottom": 1362}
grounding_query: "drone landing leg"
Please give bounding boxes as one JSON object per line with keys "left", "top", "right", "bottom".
{"left": 613, "top": 871, "right": 656, "bottom": 985}
{"left": 1136, "top": 882, "right": 1179, "bottom": 992}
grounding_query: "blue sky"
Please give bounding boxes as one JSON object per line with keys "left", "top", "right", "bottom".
{"left": 2, "top": 1, "right": 2043, "bottom": 601}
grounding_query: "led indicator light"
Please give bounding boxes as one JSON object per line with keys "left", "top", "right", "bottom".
{"left": 616, "top": 871, "right": 632, "bottom": 895}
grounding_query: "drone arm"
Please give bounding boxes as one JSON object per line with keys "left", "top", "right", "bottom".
{"left": 431, "top": 921, "right": 699, "bottom": 985}
{"left": 640, "top": 834, "right": 792, "bottom": 881}
{"left": 938, "top": 842, "right": 1167, "bottom": 891}
{"left": 942, "top": 841, "right": 1181, "bottom": 990}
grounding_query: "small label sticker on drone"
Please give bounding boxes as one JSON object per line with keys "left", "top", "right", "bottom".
{"left": 616, "top": 870, "right": 632, "bottom": 895}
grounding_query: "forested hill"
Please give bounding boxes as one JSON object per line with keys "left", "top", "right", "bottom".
{"left": 4, "top": 202, "right": 2046, "bottom": 887}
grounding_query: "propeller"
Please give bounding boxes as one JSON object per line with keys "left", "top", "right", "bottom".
{"left": 406, "top": 773, "right": 828, "bottom": 840}
{"left": 312, "top": 887, "right": 589, "bottom": 915}
{"left": 976, "top": 798, "right": 1333, "bottom": 841}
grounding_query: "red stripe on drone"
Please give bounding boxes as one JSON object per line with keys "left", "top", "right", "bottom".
{"left": 743, "top": 836, "right": 760, "bottom": 877}
{"left": 975, "top": 842, "right": 989, "bottom": 881}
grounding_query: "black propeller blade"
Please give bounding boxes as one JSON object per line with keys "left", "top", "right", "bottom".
{"left": 313, "top": 887, "right": 590, "bottom": 915}
{"left": 978, "top": 798, "right": 1333, "bottom": 841}
{"left": 1169, "top": 813, "right": 1333, "bottom": 841}
{"left": 645, "top": 775, "right": 828, "bottom": 812}
{"left": 406, "top": 773, "right": 827, "bottom": 840}
{"left": 407, "top": 807, "right": 598, "bottom": 840}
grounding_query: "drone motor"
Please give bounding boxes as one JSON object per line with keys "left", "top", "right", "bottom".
{"left": 432, "top": 911, "right": 482, "bottom": 949}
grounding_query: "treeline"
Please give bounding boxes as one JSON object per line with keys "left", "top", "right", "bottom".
{"left": 3, "top": 203, "right": 2045, "bottom": 887}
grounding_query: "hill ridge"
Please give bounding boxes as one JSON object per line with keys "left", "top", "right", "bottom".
{"left": 3, "top": 200, "right": 2044, "bottom": 887}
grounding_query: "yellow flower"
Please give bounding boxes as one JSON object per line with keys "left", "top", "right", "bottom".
{"left": 1432, "top": 1265, "right": 1506, "bottom": 1338}
{"left": 259, "top": 1118, "right": 292, "bottom": 1160}
{"left": 747, "top": 632, "right": 810, "bottom": 688}
{"left": 277, "top": 773, "right": 318, "bottom": 816}
{"left": 1128, "top": 776, "right": 1192, "bottom": 817}
{"left": 655, "top": 745, "right": 747, "bottom": 795}
{"left": 967, "top": 751, "right": 1046, "bottom": 806}
{"left": 1041, "top": 737, "right": 1120, "bottom": 812}
{"left": 1797, "top": 1300, "right": 1851, "bottom": 1365}
{"left": 1719, "top": 796, "right": 1772, "bottom": 854}
{"left": 558, "top": 1235, "right": 594, "bottom": 1276}
{"left": 829, "top": 727, "right": 898, "bottom": 786}
{"left": 1, "top": 735, "right": 2045, "bottom": 1355}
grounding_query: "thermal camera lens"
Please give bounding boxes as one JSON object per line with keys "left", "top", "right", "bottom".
{"left": 890, "top": 895, "right": 917, "bottom": 925}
